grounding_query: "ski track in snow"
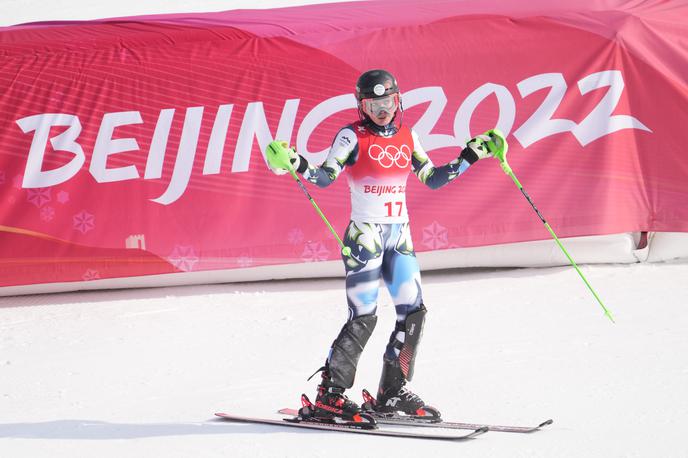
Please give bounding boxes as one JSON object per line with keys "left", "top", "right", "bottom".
{"left": 1, "top": 260, "right": 687, "bottom": 458}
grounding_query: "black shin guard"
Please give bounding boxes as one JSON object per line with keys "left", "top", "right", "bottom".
{"left": 327, "top": 314, "right": 378, "bottom": 388}
{"left": 399, "top": 304, "right": 426, "bottom": 381}
{"left": 383, "top": 304, "right": 426, "bottom": 385}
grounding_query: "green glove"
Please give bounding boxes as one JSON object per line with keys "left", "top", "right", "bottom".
{"left": 266, "top": 140, "right": 297, "bottom": 175}
{"left": 485, "top": 129, "right": 508, "bottom": 163}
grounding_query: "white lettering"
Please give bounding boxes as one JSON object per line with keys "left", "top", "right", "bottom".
{"left": 16, "top": 113, "right": 85, "bottom": 188}
{"left": 203, "top": 104, "right": 234, "bottom": 175}
{"left": 572, "top": 70, "right": 651, "bottom": 146}
{"left": 232, "top": 99, "right": 299, "bottom": 173}
{"left": 90, "top": 111, "right": 143, "bottom": 183}
{"left": 403, "top": 86, "right": 456, "bottom": 151}
{"left": 144, "top": 108, "right": 175, "bottom": 179}
{"left": 12, "top": 69, "right": 651, "bottom": 206}
{"left": 297, "top": 93, "right": 356, "bottom": 164}
{"left": 152, "top": 106, "right": 204, "bottom": 205}
{"left": 513, "top": 73, "right": 577, "bottom": 147}
{"left": 454, "top": 82, "right": 515, "bottom": 146}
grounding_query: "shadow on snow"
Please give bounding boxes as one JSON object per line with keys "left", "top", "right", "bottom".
{"left": 0, "top": 418, "right": 313, "bottom": 439}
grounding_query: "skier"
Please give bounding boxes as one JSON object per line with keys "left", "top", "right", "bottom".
{"left": 266, "top": 69, "right": 506, "bottom": 423}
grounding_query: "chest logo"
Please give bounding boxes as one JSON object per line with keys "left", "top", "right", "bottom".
{"left": 368, "top": 144, "right": 411, "bottom": 169}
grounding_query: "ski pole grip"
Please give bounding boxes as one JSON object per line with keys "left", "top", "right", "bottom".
{"left": 267, "top": 140, "right": 295, "bottom": 172}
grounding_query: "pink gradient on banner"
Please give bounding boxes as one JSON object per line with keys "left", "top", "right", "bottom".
{"left": 0, "top": 0, "right": 686, "bottom": 287}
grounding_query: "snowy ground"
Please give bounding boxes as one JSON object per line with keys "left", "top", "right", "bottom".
{"left": 2, "top": 260, "right": 687, "bottom": 458}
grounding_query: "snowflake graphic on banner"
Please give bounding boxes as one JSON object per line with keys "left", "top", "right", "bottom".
{"left": 40, "top": 206, "right": 55, "bottom": 222}
{"left": 168, "top": 245, "right": 199, "bottom": 271}
{"left": 27, "top": 188, "right": 51, "bottom": 208}
{"left": 302, "top": 241, "right": 330, "bottom": 262}
{"left": 422, "top": 221, "right": 449, "bottom": 250}
{"left": 73, "top": 210, "right": 95, "bottom": 234}
{"left": 82, "top": 269, "right": 100, "bottom": 281}
{"left": 57, "top": 190, "right": 70, "bottom": 204}
{"left": 287, "top": 228, "right": 304, "bottom": 245}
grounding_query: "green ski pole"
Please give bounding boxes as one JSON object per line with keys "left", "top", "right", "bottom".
{"left": 486, "top": 130, "right": 614, "bottom": 323}
{"left": 266, "top": 141, "right": 351, "bottom": 258}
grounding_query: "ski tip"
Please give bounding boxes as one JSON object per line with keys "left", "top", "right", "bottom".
{"left": 538, "top": 419, "right": 554, "bottom": 428}
{"left": 472, "top": 426, "right": 490, "bottom": 437}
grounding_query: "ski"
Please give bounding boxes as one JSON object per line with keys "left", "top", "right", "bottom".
{"left": 278, "top": 407, "right": 553, "bottom": 434}
{"left": 215, "top": 412, "right": 488, "bottom": 441}
{"left": 364, "top": 412, "right": 553, "bottom": 434}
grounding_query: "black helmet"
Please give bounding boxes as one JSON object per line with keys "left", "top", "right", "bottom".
{"left": 355, "top": 69, "right": 399, "bottom": 101}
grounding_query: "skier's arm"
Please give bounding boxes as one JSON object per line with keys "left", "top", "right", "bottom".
{"left": 297, "top": 127, "right": 358, "bottom": 188}
{"left": 412, "top": 130, "right": 495, "bottom": 190}
{"left": 412, "top": 131, "right": 471, "bottom": 190}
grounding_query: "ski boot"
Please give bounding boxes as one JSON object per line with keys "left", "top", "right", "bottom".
{"left": 362, "top": 361, "right": 441, "bottom": 420}
{"left": 298, "top": 367, "right": 376, "bottom": 427}
{"left": 362, "top": 306, "right": 440, "bottom": 420}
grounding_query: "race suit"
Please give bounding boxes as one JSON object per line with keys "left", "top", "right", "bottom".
{"left": 300, "top": 120, "right": 472, "bottom": 362}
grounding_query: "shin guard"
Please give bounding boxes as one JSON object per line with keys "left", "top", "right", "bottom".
{"left": 384, "top": 304, "right": 426, "bottom": 382}
{"left": 327, "top": 314, "right": 377, "bottom": 388}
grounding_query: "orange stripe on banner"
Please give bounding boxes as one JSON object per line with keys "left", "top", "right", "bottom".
{"left": 0, "top": 226, "right": 177, "bottom": 270}
{"left": 0, "top": 225, "right": 71, "bottom": 244}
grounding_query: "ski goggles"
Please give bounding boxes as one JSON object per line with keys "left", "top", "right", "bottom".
{"left": 361, "top": 93, "right": 399, "bottom": 117}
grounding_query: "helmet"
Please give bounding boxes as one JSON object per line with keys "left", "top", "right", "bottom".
{"left": 355, "top": 69, "right": 399, "bottom": 101}
{"left": 355, "top": 69, "right": 402, "bottom": 130}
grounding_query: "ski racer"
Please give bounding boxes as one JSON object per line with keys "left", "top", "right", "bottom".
{"left": 266, "top": 69, "right": 507, "bottom": 423}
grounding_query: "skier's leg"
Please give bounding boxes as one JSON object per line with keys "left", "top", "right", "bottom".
{"left": 313, "top": 222, "right": 384, "bottom": 419}
{"left": 375, "top": 307, "right": 431, "bottom": 415}
{"left": 375, "top": 223, "right": 437, "bottom": 416}
{"left": 381, "top": 222, "right": 424, "bottom": 372}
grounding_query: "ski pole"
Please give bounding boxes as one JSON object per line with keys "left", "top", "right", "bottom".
{"left": 287, "top": 168, "right": 351, "bottom": 257}
{"left": 486, "top": 130, "right": 614, "bottom": 323}
{"left": 266, "top": 141, "right": 351, "bottom": 257}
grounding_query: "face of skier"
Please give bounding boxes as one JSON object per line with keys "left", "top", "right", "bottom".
{"left": 361, "top": 93, "right": 399, "bottom": 126}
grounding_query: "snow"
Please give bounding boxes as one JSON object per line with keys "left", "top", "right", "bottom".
{"left": 2, "top": 1, "right": 688, "bottom": 457}
{"left": 0, "top": 0, "right": 360, "bottom": 26}
{"left": 2, "top": 259, "right": 688, "bottom": 457}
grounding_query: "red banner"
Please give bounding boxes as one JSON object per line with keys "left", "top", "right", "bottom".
{"left": 1, "top": 0, "right": 687, "bottom": 288}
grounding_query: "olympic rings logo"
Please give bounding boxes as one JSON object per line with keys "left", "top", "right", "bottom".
{"left": 368, "top": 144, "right": 411, "bottom": 169}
